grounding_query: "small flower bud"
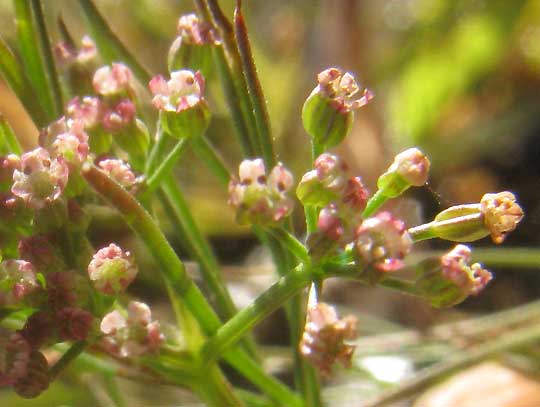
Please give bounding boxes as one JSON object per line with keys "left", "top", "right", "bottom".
{"left": 480, "top": 192, "right": 524, "bottom": 244}
{"left": 300, "top": 302, "right": 358, "bottom": 375}
{"left": 55, "top": 35, "right": 97, "bottom": 68}
{"left": 354, "top": 212, "right": 412, "bottom": 273}
{"left": 100, "top": 301, "right": 163, "bottom": 358}
{"left": 0, "top": 260, "right": 38, "bottom": 307}
{"left": 12, "top": 148, "right": 69, "bottom": 209}
{"left": 168, "top": 14, "right": 216, "bottom": 76}
{"left": 307, "top": 204, "right": 346, "bottom": 258}
{"left": 56, "top": 307, "right": 94, "bottom": 341}
{"left": 40, "top": 117, "right": 90, "bottom": 166}
{"left": 66, "top": 96, "right": 103, "bottom": 130}
{"left": 46, "top": 271, "right": 78, "bottom": 310}
{"left": 149, "top": 70, "right": 210, "bottom": 139}
{"left": 377, "top": 148, "right": 430, "bottom": 198}
{"left": 19, "top": 312, "right": 54, "bottom": 349}
{"left": 18, "top": 236, "right": 64, "bottom": 274}
{"left": 101, "top": 99, "right": 136, "bottom": 133}
{"left": 302, "top": 68, "right": 373, "bottom": 150}
{"left": 88, "top": 244, "right": 138, "bottom": 295}
{"left": 415, "top": 245, "right": 492, "bottom": 308}
{"left": 97, "top": 159, "right": 138, "bottom": 190}
{"left": 0, "top": 333, "right": 31, "bottom": 386}
{"left": 13, "top": 350, "right": 49, "bottom": 398}
{"left": 93, "top": 63, "right": 135, "bottom": 98}
{"left": 229, "top": 159, "right": 294, "bottom": 225}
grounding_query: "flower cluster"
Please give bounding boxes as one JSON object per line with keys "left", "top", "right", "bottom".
{"left": 228, "top": 158, "right": 294, "bottom": 225}
{"left": 299, "top": 302, "right": 358, "bottom": 375}
{"left": 88, "top": 243, "right": 138, "bottom": 296}
{"left": 100, "top": 301, "right": 163, "bottom": 358}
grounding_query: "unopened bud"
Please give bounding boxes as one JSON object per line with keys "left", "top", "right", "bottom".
{"left": 88, "top": 243, "right": 138, "bottom": 295}
{"left": 149, "top": 70, "right": 210, "bottom": 139}
{"left": 228, "top": 159, "right": 294, "bottom": 225}
{"left": 480, "top": 192, "right": 524, "bottom": 244}
{"left": 300, "top": 302, "right": 358, "bottom": 375}
{"left": 56, "top": 306, "right": 94, "bottom": 341}
{"left": 302, "top": 68, "right": 373, "bottom": 150}
{"left": 18, "top": 235, "right": 65, "bottom": 274}
{"left": 377, "top": 148, "right": 430, "bottom": 198}
{"left": 415, "top": 244, "right": 492, "bottom": 308}
{"left": 0, "top": 260, "right": 38, "bottom": 307}
{"left": 97, "top": 159, "right": 139, "bottom": 191}
{"left": 168, "top": 14, "right": 216, "bottom": 77}
{"left": 93, "top": 63, "right": 135, "bottom": 99}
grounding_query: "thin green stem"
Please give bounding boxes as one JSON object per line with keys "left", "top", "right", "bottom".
{"left": 202, "top": 264, "right": 314, "bottom": 365}
{"left": 49, "top": 340, "right": 88, "bottom": 379}
{"left": 366, "top": 324, "right": 540, "bottom": 406}
{"left": 305, "top": 205, "right": 318, "bottom": 235}
{"left": 265, "top": 226, "right": 309, "bottom": 264}
{"left": 234, "top": 1, "right": 276, "bottom": 168}
{"left": 407, "top": 222, "right": 438, "bottom": 242}
{"left": 190, "top": 136, "right": 231, "bottom": 187}
{"left": 362, "top": 189, "right": 389, "bottom": 218}
{"left": 145, "top": 138, "right": 188, "bottom": 192}
{"left": 0, "top": 114, "right": 22, "bottom": 155}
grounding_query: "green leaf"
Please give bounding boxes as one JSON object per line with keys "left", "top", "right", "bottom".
{"left": 0, "top": 114, "right": 22, "bottom": 155}
{"left": 13, "top": 0, "right": 62, "bottom": 122}
{"left": 77, "top": 0, "right": 152, "bottom": 84}
{"left": 0, "top": 35, "right": 47, "bottom": 126}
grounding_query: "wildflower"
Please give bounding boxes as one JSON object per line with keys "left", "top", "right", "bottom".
{"left": 480, "top": 192, "right": 524, "bottom": 244}
{"left": 11, "top": 148, "right": 69, "bottom": 209}
{"left": 46, "top": 272, "right": 78, "bottom": 310}
{"left": 93, "top": 63, "right": 135, "bottom": 98}
{"left": 101, "top": 99, "right": 136, "bottom": 133}
{"left": 55, "top": 35, "right": 97, "bottom": 67}
{"left": 56, "top": 307, "right": 94, "bottom": 341}
{"left": 0, "top": 260, "right": 38, "bottom": 307}
{"left": 97, "top": 159, "right": 138, "bottom": 189}
{"left": 377, "top": 148, "right": 430, "bottom": 198}
{"left": 300, "top": 302, "right": 358, "bottom": 375}
{"left": 66, "top": 96, "right": 103, "bottom": 129}
{"left": 149, "top": 70, "right": 210, "bottom": 139}
{"left": 100, "top": 301, "right": 163, "bottom": 358}
{"left": 18, "top": 235, "right": 65, "bottom": 274}
{"left": 416, "top": 245, "right": 492, "bottom": 308}
{"left": 354, "top": 212, "right": 412, "bottom": 273}
{"left": 229, "top": 159, "right": 294, "bottom": 225}
{"left": 88, "top": 243, "right": 138, "bottom": 295}
{"left": 302, "top": 68, "right": 373, "bottom": 149}
{"left": 168, "top": 14, "right": 216, "bottom": 74}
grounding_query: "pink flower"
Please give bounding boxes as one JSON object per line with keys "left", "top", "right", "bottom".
{"left": 12, "top": 148, "right": 69, "bottom": 209}
{"left": 93, "top": 63, "right": 134, "bottom": 97}
{"left": 97, "top": 159, "right": 137, "bottom": 189}
{"left": 56, "top": 307, "right": 94, "bottom": 341}
{"left": 355, "top": 212, "right": 412, "bottom": 272}
{"left": 55, "top": 35, "right": 97, "bottom": 67}
{"left": 101, "top": 99, "right": 136, "bottom": 133}
{"left": 441, "top": 244, "right": 492, "bottom": 295}
{"left": 0, "top": 260, "right": 38, "bottom": 307}
{"left": 480, "top": 192, "right": 524, "bottom": 244}
{"left": 66, "top": 96, "right": 103, "bottom": 129}
{"left": 149, "top": 70, "right": 205, "bottom": 112}
{"left": 88, "top": 243, "right": 138, "bottom": 295}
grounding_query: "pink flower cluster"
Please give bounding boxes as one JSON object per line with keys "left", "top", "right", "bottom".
{"left": 441, "top": 244, "right": 492, "bottom": 296}
{"left": 88, "top": 243, "right": 138, "bottom": 295}
{"left": 149, "top": 70, "right": 205, "bottom": 113}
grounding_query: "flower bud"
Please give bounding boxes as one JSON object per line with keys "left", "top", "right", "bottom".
{"left": 415, "top": 245, "right": 492, "bottom": 308}
{"left": 377, "top": 148, "right": 430, "bottom": 198}
{"left": 56, "top": 306, "right": 94, "bottom": 341}
{"left": 302, "top": 68, "right": 373, "bottom": 150}
{"left": 13, "top": 350, "right": 49, "bottom": 398}
{"left": 101, "top": 99, "right": 136, "bottom": 134}
{"left": 149, "top": 70, "right": 210, "bottom": 139}
{"left": 0, "top": 333, "right": 31, "bottom": 386}
{"left": 66, "top": 96, "right": 103, "bottom": 130}
{"left": 88, "top": 243, "right": 138, "bottom": 295}
{"left": 19, "top": 312, "right": 54, "bottom": 349}
{"left": 55, "top": 35, "right": 97, "bottom": 95}
{"left": 93, "top": 63, "right": 135, "bottom": 99}
{"left": 300, "top": 302, "right": 358, "bottom": 375}
{"left": 480, "top": 192, "right": 524, "bottom": 244}
{"left": 12, "top": 148, "right": 69, "bottom": 209}
{"left": 354, "top": 212, "right": 412, "bottom": 273}
{"left": 168, "top": 14, "right": 216, "bottom": 77}
{"left": 0, "top": 260, "right": 38, "bottom": 307}
{"left": 100, "top": 301, "right": 163, "bottom": 358}
{"left": 18, "top": 235, "right": 65, "bottom": 274}
{"left": 97, "top": 158, "right": 139, "bottom": 191}
{"left": 229, "top": 159, "right": 294, "bottom": 225}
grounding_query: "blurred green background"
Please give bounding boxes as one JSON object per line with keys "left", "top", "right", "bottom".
{"left": 1, "top": 0, "right": 540, "bottom": 405}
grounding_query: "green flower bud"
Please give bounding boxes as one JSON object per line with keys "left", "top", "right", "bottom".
{"left": 168, "top": 14, "right": 216, "bottom": 78}
{"left": 302, "top": 68, "right": 373, "bottom": 150}
{"left": 377, "top": 148, "right": 430, "bottom": 198}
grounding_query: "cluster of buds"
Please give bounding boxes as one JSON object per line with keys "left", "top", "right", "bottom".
{"left": 97, "top": 158, "right": 140, "bottom": 191}
{"left": 228, "top": 159, "right": 294, "bottom": 225}
{"left": 149, "top": 69, "right": 210, "bottom": 139}
{"left": 298, "top": 153, "right": 369, "bottom": 253}
{"left": 87, "top": 243, "right": 138, "bottom": 296}
{"left": 410, "top": 191, "right": 524, "bottom": 245}
{"left": 300, "top": 302, "right": 358, "bottom": 375}
{"left": 168, "top": 14, "right": 217, "bottom": 76}
{"left": 302, "top": 67, "right": 373, "bottom": 150}
{"left": 55, "top": 35, "right": 97, "bottom": 95}
{"left": 39, "top": 117, "right": 90, "bottom": 166}
{"left": 100, "top": 301, "right": 163, "bottom": 358}
{"left": 416, "top": 244, "right": 492, "bottom": 308}
{"left": 354, "top": 211, "right": 413, "bottom": 277}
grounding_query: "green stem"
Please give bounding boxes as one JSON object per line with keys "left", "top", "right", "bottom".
{"left": 190, "top": 136, "right": 231, "bottom": 187}
{"left": 233, "top": 1, "right": 276, "bottom": 168}
{"left": 193, "top": 365, "right": 245, "bottom": 407}
{"left": 145, "top": 122, "right": 168, "bottom": 175}
{"left": 408, "top": 222, "right": 438, "bottom": 242}
{"left": 265, "top": 227, "right": 309, "bottom": 264}
{"left": 379, "top": 277, "right": 421, "bottom": 296}
{"left": 49, "top": 340, "right": 88, "bottom": 379}
{"left": 145, "top": 138, "right": 188, "bottom": 193}
{"left": 305, "top": 205, "right": 318, "bottom": 235}
{"left": 367, "top": 324, "right": 540, "bottom": 407}
{"left": 202, "top": 264, "right": 314, "bottom": 365}
{"left": 362, "top": 189, "right": 389, "bottom": 218}
{"left": 0, "top": 114, "right": 22, "bottom": 155}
